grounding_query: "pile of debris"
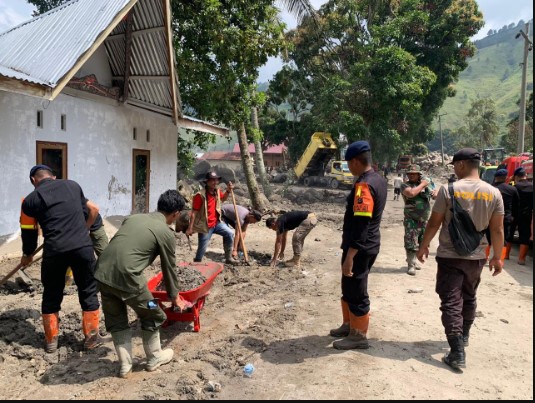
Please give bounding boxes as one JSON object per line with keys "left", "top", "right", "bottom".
{"left": 413, "top": 151, "right": 452, "bottom": 171}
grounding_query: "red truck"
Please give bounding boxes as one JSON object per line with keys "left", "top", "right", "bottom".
{"left": 396, "top": 155, "right": 412, "bottom": 172}
{"left": 498, "top": 153, "right": 532, "bottom": 183}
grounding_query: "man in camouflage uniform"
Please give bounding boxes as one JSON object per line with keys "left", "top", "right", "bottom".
{"left": 401, "top": 165, "right": 437, "bottom": 276}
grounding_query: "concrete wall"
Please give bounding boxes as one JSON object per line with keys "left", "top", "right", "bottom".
{"left": 0, "top": 90, "right": 178, "bottom": 236}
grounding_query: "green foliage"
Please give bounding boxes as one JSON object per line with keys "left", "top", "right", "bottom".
{"left": 262, "top": 0, "right": 483, "bottom": 162}
{"left": 176, "top": 131, "right": 217, "bottom": 178}
{"left": 411, "top": 143, "right": 429, "bottom": 156}
{"left": 502, "top": 93, "right": 534, "bottom": 153}
{"left": 172, "top": 0, "right": 285, "bottom": 130}
{"left": 453, "top": 98, "right": 500, "bottom": 149}
{"left": 26, "top": 0, "right": 67, "bottom": 14}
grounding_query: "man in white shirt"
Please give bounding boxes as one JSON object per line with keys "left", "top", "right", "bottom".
{"left": 393, "top": 174, "right": 404, "bottom": 201}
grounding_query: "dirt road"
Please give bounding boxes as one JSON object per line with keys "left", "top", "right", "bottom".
{"left": 0, "top": 189, "right": 532, "bottom": 400}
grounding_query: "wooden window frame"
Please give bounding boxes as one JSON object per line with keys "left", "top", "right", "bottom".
{"left": 36, "top": 141, "right": 68, "bottom": 179}
{"left": 132, "top": 149, "right": 151, "bottom": 213}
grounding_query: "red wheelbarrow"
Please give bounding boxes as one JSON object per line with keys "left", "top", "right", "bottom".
{"left": 147, "top": 262, "right": 223, "bottom": 332}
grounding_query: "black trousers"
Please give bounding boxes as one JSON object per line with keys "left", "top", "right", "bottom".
{"left": 435, "top": 257, "right": 486, "bottom": 336}
{"left": 341, "top": 249, "right": 377, "bottom": 316}
{"left": 41, "top": 246, "right": 100, "bottom": 314}
{"left": 517, "top": 214, "right": 533, "bottom": 245}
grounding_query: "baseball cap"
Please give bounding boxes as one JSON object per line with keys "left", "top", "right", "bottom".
{"left": 494, "top": 169, "right": 508, "bottom": 177}
{"left": 344, "top": 141, "right": 371, "bottom": 161}
{"left": 29, "top": 164, "right": 54, "bottom": 178}
{"left": 449, "top": 148, "right": 481, "bottom": 164}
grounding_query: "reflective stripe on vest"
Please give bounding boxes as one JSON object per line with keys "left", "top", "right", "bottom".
{"left": 20, "top": 198, "right": 38, "bottom": 230}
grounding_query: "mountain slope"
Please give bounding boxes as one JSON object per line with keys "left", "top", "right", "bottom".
{"left": 437, "top": 19, "right": 533, "bottom": 134}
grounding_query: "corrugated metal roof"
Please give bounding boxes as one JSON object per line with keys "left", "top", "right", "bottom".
{"left": 0, "top": 0, "right": 133, "bottom": 88}
{"left": 0, "top": 0, "right": 230, "bottom": 135}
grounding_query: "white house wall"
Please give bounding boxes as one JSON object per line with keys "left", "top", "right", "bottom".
{"left": 0, "top": 90, "right": 178, "bottom": 236}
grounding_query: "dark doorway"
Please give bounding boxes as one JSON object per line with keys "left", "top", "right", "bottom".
{"left": 36, "top": 141, "right": 67, "bottom": 179}
{"left": 132, "top": 149, "right": 150, "bottom": 214}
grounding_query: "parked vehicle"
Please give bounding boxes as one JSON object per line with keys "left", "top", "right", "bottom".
{"left": 498, "top": 154, "right": 532, "bottom": 183}
{"left": 480, "top": 165, "right": 498, "bottom": 184}
{"left": 396, "top": 155, "right": 412, "bottom": 172}
{"left": 294, "top": 132, "right": 354, "bottom": 189}
{"left": 481, "top": 148, "right": 506, "bottom": 166}
{"left": 521, "top": 159, "right": 533, "bottom": 181}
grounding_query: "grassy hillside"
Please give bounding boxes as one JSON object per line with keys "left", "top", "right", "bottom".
{"left": 437, "top": 19, "right": 533, "bottom": 134}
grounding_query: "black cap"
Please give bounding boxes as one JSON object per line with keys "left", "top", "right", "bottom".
{"left": 449, "top": 148, "right": 481, "bottom": 164}
{"left": 344, "top": 141, "right": 371, "bottom": 161}
{"left": 29, "top": 164, "right": 54, "bottom": 178}
{"left": 203, "top": 171, "right": 222, "bottom": 182}
{"left": 514, "top": 167, "right": 527, "bottom": 177}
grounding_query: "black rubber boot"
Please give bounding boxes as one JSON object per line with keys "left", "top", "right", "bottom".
{"left": 443, "top": 335, "right": 466, "bottom": 370}
{"left": 463, "top": 320, "right": 474, "bottom": 347}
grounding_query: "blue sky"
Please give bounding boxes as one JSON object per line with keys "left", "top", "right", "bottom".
{"left": 1, "top": 0, "right": 532, "bottom": 81}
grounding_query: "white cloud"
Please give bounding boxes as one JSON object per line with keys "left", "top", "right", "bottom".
{"left": 0, "top": 0, "right": 35, "bottom": 33}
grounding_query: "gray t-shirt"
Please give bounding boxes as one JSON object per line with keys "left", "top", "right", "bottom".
{"left": 221, "top": 204, "right": 249, "bottom": 226}
{"left": 433, "top": 179, "right": 504, "bottom": 260}
{"left": 393, "top": 177, "right": 403, "bottom": 189}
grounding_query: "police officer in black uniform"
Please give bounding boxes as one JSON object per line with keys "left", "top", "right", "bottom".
{"left": 486, "top": 169, "right": 519, "bottom": 260}
{"left": 514, "top": 167, "right": 533, "bottom": 265}
{"left": 330, "top": 141, "right": 387, "bottom": 350}
{"left": 21, "top": 165, "right": 101, "bottom": 353}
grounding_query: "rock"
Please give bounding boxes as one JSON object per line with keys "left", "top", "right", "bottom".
{"left": 177, "top": 180, "right": 194, "bottom": 203}
{"left": 268, "top": 193, "right": 283, "bottom": 203}
{"left": 206, "top": 381, "right": 222, "bottom": 393}
{"left": 408, "top": 288, "right": 424, "bottom": 294}
{"left": 193, "top": 160, "right": 212, "bottom": 179}
{"left": 500, "top": 319, "right": 509, "bottom": 324}
{"left": 213, "top": 164, "right": 237, "bottom": 184}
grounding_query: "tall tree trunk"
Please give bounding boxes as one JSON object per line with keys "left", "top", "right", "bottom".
{"left": 251, "top": 106, "right": 272, "bottom": 198}
{"left": 237, "top": 122, "right": 265, "bottom": 211}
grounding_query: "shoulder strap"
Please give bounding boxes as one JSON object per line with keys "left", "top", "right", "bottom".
{"left": 448, "top": 182, "right": 456, "bottom": 215}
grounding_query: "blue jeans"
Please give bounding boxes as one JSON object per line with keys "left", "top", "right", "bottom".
{"left": 194, "top": 222, "right": 235, "bottom": 262}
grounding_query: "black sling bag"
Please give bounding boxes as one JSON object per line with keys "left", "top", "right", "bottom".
{"left": 448, "top": 183, "right": 485, "bottom": 256}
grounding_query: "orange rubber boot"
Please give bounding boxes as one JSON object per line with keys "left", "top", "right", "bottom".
{"left": 82, "top": 310, "right": 101, "bottom": 350}
{"left": 333, "top": 312, "right": 370, "bottom": 350}
{"left": 330, "top": 300, "right": 350, "bottom": 337}
{"left": 504, "top": 243, "right": 512, "bottom": 260}
{"left": 518, "top": 245, "right": 530, "bottom": 265}
{"left": 42, "top": 313, "right": 59, "bottom": 353}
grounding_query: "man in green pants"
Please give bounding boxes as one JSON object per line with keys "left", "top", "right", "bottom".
{"left": 95, "top": 190, "right": 190, "bottom": 378}
{"left": 400, "top": 165, "right": 437, "bottom": 276}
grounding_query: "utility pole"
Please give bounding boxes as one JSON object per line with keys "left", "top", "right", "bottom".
{"left": 438, "top": 113, "right": 448, "bottom": 166}
{"left": 516, "top": 22, "right": 533, "bottom": 154}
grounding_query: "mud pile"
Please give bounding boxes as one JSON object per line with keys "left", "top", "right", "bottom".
{"left": 155, "top": 265, "right": 207, "bottom": 292}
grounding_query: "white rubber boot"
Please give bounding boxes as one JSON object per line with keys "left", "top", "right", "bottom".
{"left": 112, "top": 329, "right": 133, "bottom": 379}
{"left": 142, "top": 330, "right": 174, "bottom": 372}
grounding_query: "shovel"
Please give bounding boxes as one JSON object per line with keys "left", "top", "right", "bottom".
{"left": 229, "top": 189, "right": 250, "bottom": 265}
{"left": 0, "top": 244, "right": 44, "bottom": 287}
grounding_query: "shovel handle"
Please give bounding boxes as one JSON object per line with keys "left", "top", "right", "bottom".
{"left": 0, "top": 244, "right": 44, "bottom": 287}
